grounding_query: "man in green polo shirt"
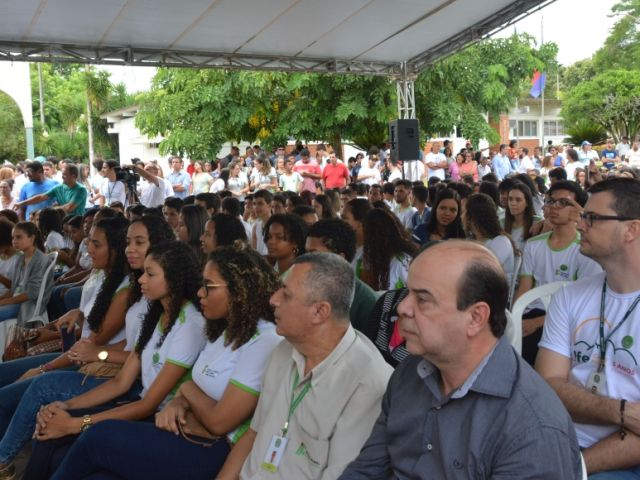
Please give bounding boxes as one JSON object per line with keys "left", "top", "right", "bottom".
{"left": 16, "top": 163, "right": 87, "bottom": 216}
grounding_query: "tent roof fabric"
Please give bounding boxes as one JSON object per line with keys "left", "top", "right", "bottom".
{"left": 0, "top": 0, "right": 554, "bottom": 76}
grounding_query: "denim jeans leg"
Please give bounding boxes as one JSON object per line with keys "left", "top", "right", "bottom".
{"left": 0, "top": 353, "right": 60, "bottom": 387}
{"left": 0, "top": 304, "right": 21, "bottom": 323}
{"left": 0, "top": 371, "right": 107, "bottom": 464}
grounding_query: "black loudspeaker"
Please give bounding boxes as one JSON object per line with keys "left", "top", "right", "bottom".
{"left": 389, "top": 119, "right": 420, "bottom": 163}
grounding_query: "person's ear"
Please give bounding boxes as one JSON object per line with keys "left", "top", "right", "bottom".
{"left": 466, "top": 302, "right": 491, "bottom": 338}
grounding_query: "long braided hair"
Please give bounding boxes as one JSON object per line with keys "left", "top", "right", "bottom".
{"left": 86, "top": 216, "right": 130, "bottom": 333}
{"left": 135, "top": 241, "right": 202, "bottom": 354}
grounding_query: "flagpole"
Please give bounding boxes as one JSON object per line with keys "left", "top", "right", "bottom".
{"left": 540, "top": 15, "right": 545, "bottom": 151}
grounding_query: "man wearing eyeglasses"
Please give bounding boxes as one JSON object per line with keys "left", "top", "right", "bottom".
{"left": 514, "top": 180, "right": 602, "bottom": 366}
{"left": 537, "top": 178, "right": 640, "bottom": 477}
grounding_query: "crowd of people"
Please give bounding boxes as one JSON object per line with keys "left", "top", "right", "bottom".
{"left": 0, "top": 136, "right": 637, "bottom": 479}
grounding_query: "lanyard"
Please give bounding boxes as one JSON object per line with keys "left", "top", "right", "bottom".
{"left": 598, "top": 280, "right": 640, "bottom": 371}
{"left": 281, "top": 370, "right": 311, "bottom": 437}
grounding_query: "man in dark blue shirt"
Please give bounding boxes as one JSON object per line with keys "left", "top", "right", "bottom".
{"left": 340, "top": 240, "right": 581, "bottom": 479}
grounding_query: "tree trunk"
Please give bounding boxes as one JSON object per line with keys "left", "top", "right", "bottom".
{"left": 85, "top": 65, "right": 95, "bottom": 166}
{"left": 330, "top": 132, "right": 343, "bottom": 160}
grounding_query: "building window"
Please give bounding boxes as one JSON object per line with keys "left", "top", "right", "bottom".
{"left": 544, "top": 120, "right": 565, "bottom": 137}
{"left": 509, "top": 120, "right": 538, "bottom": 138}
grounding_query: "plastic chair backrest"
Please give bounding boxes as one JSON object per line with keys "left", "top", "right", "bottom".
{"left": 507, "top": 250, "right": 523, "bottom": 309}
{"left": 505, "top": 280, "right": 568, "bottom": 355}
{"left": 27, "top": 251, "right": 58, "bottom": 328}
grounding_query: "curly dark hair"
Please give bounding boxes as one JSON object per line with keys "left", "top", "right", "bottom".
{"left": 262, "top": 213, "right": 307, "bottom": 256}
{"left": 86, "top": 216, "right": 130, "bottom": 333}
{"left": 362, "top": 208, "right": 418, "bottom": 290}
{"left": 135, "top": 241, "right": 203, "bottom": 354}
{"left": 127, "top": 216, "right": 176, "bottom": 309}
{"left": 38, "top": 208, "right": 63, "bottom": 239}
{"left": 314, "top": 194, "right": 335, "bottom": 219}
{"left": 205, "top": 246, "right": 279, "bottom": 349}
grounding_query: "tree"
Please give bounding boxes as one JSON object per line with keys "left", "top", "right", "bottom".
{"left": 0, "top": 92, "right": 26, "bottom": 162}
{"left": 415, "top": 35, "right": 557, "bottom": 146}
{"left": 561, "top": 69, "right": 640, "bottom": 141}
{"left": 592, "top": 0, "right": 640, "bottom": 71}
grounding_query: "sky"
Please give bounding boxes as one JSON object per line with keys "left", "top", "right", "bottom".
{"left": 102, "top": 0, "right": 621, "bottom": 93}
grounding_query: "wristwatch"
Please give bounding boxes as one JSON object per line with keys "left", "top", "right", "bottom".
{"left": 98, "top": 350, "right": 109, "bottom": 362}
{"left": 80, "top": 414, "right": 92, "bottom": 432}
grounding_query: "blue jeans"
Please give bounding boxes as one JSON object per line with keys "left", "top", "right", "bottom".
{"left": 589, "top": 467, "right": 640, "bottom": 479}
{"left": 0, "top": 353, "right": 60, "bottom": 436}
{"left": 0, "top": 371, "right": 109, "bottom": 464}
{"left": 0, "top": 304, "right": 20, "bottom": 322}
{"left": 50, "top": 419, "right": 231, "bottom": 480}
{"left": 48, "top": 284, "right": 83, "bottom": 320}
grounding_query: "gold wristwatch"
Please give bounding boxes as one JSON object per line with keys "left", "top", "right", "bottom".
{"left": 80, "top": 414, "right": 92, "bottom": 432}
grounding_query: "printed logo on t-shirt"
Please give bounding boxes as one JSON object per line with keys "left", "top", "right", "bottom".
{"left": 200, "top": 364, "right": 220, "bottom": 379}
{"left": 555, "top": 264, "right": 570, "bottom": 280}
{"left": 152, "top": 351, "right": 160, "bottom": 365}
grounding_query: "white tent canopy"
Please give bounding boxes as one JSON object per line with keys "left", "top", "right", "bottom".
{"left": 0, "top": 0, "right": 554, "bottom": 75}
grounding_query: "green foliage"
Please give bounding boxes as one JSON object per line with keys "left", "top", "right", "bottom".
{"left": 592, "top": 0, "right": 640, "bottom": 70}
{"left": 29, "top": 64, "right": 134, "bottom": 161}
{"left": 562, "top": 69, "right": 640, "bottom": 141}
{"left": 416, "top": 35, "right": 557, "bottom": 143}
{"left": 0, "top": 92, "right": 26, "bottom": 161}
{"left": 563, "top": 119, "right": 607, "bottom": 145}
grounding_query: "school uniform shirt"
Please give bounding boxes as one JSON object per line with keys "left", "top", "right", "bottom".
{"left": 192, "top": 320, "right": 282, "bottom": 444}
{"left": 392, "top": 205, "right": 417, "bottom": 230}
{"left": 124, "top": 297, "right": 150, "bottom": 351}
{"left": 139, "top": 302, "right": 206, "bottom": 406}
{"left": 520, "top": 231, "right": 602, "bottom": 310}
{"left": 100, "top": 178, "right": 127, "bottom": 206}
{"left": 388, "top": 253, "right": 412, "bottom": 290}
{"left": 80, "top": 274, "right": 130, "bottom": 345}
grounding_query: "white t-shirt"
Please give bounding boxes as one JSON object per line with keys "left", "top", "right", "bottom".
{"left": 210, "top": 178, "right": 226, "bottom": 194}
{"left": 80, "top": 273, "right": 130, "bottom": 345}
{"left": 191, "top": 319, "right": 282, "bottom": 443}
{"left": 388, "top": 253, "right": 412, "bottom": 291}
{"left": 0, "top": 253, "right": 21, "bottom": 296}
{"left": 124, "top": 297, "right": 150, "bottom": 351}
{"left": 357, "top": 164, "right": 381, "bottom": 186}
{"left": 540, "top": 272, "right": 640, "bottom": 448}
{"left": 139, "top": 302, "right": 206, "bottom": 406}
{"left": 250, "top": 167, "right": 277, "bottom": 191}
{"left": 100, "top": 178, "right": 126, "bottom": 206}
{"left": 565, "top": 162, "right": 581, "bottom": 181}
{"left": 425, "top": 152, "right": 446, "bottom": 180}
{"left": 520, "top": 231, "right": 602, "bottom": 310}
{"left": 77, "top": 239, "right": 92, "bottom": 270}
{"left": 520, "top": 155, "right": 535, "bottom": 173}
{"left": 279, "top": 172, "right": 303, "bottom": 193}
{"left": 627, "top": 149, "right": 640, "bottom": 168}
{"left": 228, "top": 172, "right": 249, "bottom": 201}
{"left": 162, "top": 178, "right": 175, "bottom": 198}
{"left": 402, "top": 161, "right": 425, "bottom": 182}
{"left": 253, "top": 219, "right": 268, "bottom": 256}
{"left": 45, "top": 231, "right": 66, "bottom": 252}
{"left": 393, "top": 205, "right": 417, "bottom": 230}
{"left": 139, "top": 179, "right": 166, "bottom": 207}
{"left": 485, "top": 235, "right": 516, "bottom": 287}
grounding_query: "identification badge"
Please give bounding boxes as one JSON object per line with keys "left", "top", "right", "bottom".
{"left": 586, "top": 370, "right": 607, "bottom": 395}
{"left": 261, "top": 434, "right": 288, "bottom": 473}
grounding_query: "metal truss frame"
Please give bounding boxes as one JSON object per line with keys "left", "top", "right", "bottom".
{"left": 0, "top": 0, "right": 555, "bottom": 76}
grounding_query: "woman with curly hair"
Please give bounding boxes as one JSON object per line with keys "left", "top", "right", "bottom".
{"left": 49, "top": 245, "right": 283, "bottom": 480}
{"left": 0, "top": 217, "right": 176, "bottom": 477}
{"left": 21, "top": 241, "right": 207, "bottom": 479}
{"left": 176, "top": 204, "right": 209, "bottom": 265}
{"left": 361, "top": 208, "right": 418, "bottom": 291}
{"left": 200, "top": 213, "right": 248, "bottom": 255}
{"left": 263, "top": 213, "right": 307, "bottom": 277}
{"left": 413, "top": 189, "right": 466, "bottom": 245}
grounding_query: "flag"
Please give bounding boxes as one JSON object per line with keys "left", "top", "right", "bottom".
{"left": 530, "top": 70, "right": 547, "bottom": 98}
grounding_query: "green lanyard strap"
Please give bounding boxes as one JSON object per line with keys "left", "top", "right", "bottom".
{"left": 598, "top": 279, "right": 640, "bottom": 372}
{"left": 281, "top": 370, "right": 311, "bottom": 437}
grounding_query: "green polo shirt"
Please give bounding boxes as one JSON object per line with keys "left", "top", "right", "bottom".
{"left": 46, "top": 183, "right": 87, "bottom": 216}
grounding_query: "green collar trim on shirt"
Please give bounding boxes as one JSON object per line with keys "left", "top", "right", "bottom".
{"left": 547, "top": 231, "right": 580, "bottom": 252}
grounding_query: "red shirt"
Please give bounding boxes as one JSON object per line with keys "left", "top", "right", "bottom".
{"left": 294, "top": 160, "right": 322, "bottom": 193}
{"left": 322, "top": 162, "right": 350, "bottom": 189}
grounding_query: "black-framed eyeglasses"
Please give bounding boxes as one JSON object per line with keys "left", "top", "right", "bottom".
{"left": 202, "top": 282, "right": 228, "bottom": 295}
{"left": 579, "top": 212, "right": 640, "bottom": 227}
{"left": 544, "top": 198, "right": 574, "bottom": 208}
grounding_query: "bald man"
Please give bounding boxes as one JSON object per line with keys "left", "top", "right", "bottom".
{"left": 340, "top": 241, "right": 581, "bottom": 479}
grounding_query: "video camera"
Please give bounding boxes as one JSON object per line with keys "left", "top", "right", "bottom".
{"left": 114, "top": 160, "right": 140, "bottom": 192}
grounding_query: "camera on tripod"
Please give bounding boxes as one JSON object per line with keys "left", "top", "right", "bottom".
{"left": 114, "top": 164, "right": 140, "bottom": 192}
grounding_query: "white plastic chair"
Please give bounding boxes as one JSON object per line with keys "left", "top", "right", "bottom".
{"left": 0, "top": 251, "right": 58, "bottom": 359}
{"left": 507, "top": 250, "right": 523, "bottom": 309}
{"left": 505, "top": 280, "right": 568, "bottom": 355}
{"left": 580, "top": 452, "right": 587, "bottom": 479}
